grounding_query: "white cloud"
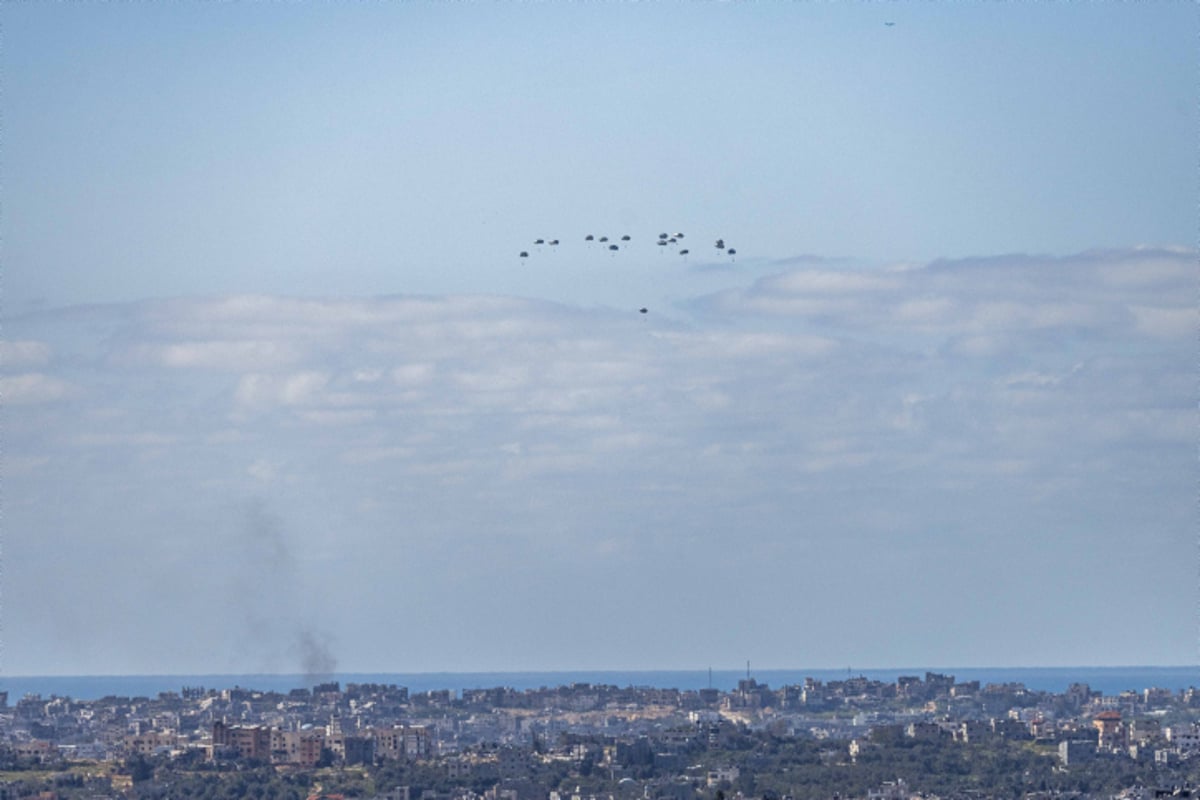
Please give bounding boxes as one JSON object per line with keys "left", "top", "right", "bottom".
{"left": 3, "top": 454, "right": 50, "bottom": 475}
{"left": 0, "top": 373, "right": 73, "bottom": 404}
{"left": 247, "top": 458, "right": 281, "bottom": 482}
{"left": 709, "top": 248, "right": 1194, "bottom": 351}
{"left": 296, "top": 409, "right": 377, "bottom": 426}
{"left": 1130, "top": 305, "right": 1197, "bottom": 338}
{"left": 893, "top": 296, "right": 956, "bottom": 324}
{"left": 0, "top": 340, "right": 51, "bottom": 368}
{"left": 233, "top": 371, "right": 330, "bottom": 413}
{"left": 662, "top": 331, "right": 838, "bottom": 359}
{"left": 1094, "top": 246, "right": 1196, "bottom": 288}
{"left": 339, "top": 445, "right": 415, "bottom": 465}
{"left": 71, "top": 432, "right": 179, "bottom": 447}
{"left": 391, "top": 364, "right": 435, "bottom": 386}
{"left": 452, "top": 364, "right": 531, "bottom": 394}
{"left": 135, "top": 340, "right": 301, "bottom": 371}
{"left": 768, "top": 269, "right": 898, "bottom": 294}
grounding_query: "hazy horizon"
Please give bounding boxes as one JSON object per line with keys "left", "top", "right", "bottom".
{"left": 9, "top": 663, "right": 1199, "bottom": 679}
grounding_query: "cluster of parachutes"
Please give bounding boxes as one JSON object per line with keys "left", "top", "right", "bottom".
{"left": 516, "top": 231, "right": 740, "bottom": 314}
{"left": 518, "top": 231, "right": 736, "bottom": 260}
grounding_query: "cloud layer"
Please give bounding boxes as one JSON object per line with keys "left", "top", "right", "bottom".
{"left": 4, "top": 246, "right": 1194, "bottom": 673}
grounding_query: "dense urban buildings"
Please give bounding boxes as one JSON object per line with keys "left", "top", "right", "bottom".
{"left": 2, "top": 674, "right": 1199, "bottom": 800}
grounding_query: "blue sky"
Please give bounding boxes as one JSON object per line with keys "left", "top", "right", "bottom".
{"left": 2, "top": 3, "right": 1196, "bottom": 676}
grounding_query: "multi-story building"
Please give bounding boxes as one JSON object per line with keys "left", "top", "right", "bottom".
{"left": 1166, "top": 724, "right": 1200, "bottom": 752}
{"left": 374, "top": 725, "right": 433, "bottom": 760}
{"left": 212, "top": 722, "right": 271, "bottom": 761}
{"left": 1094, "top": 711, "right": 1124, "bottom": 751}
{"left": 273, "top": 729, "right": 325, "bottom": 767}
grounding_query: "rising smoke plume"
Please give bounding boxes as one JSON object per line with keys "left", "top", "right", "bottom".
{"left": 230, "top": 498, "right": 338, "bottom": 683}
